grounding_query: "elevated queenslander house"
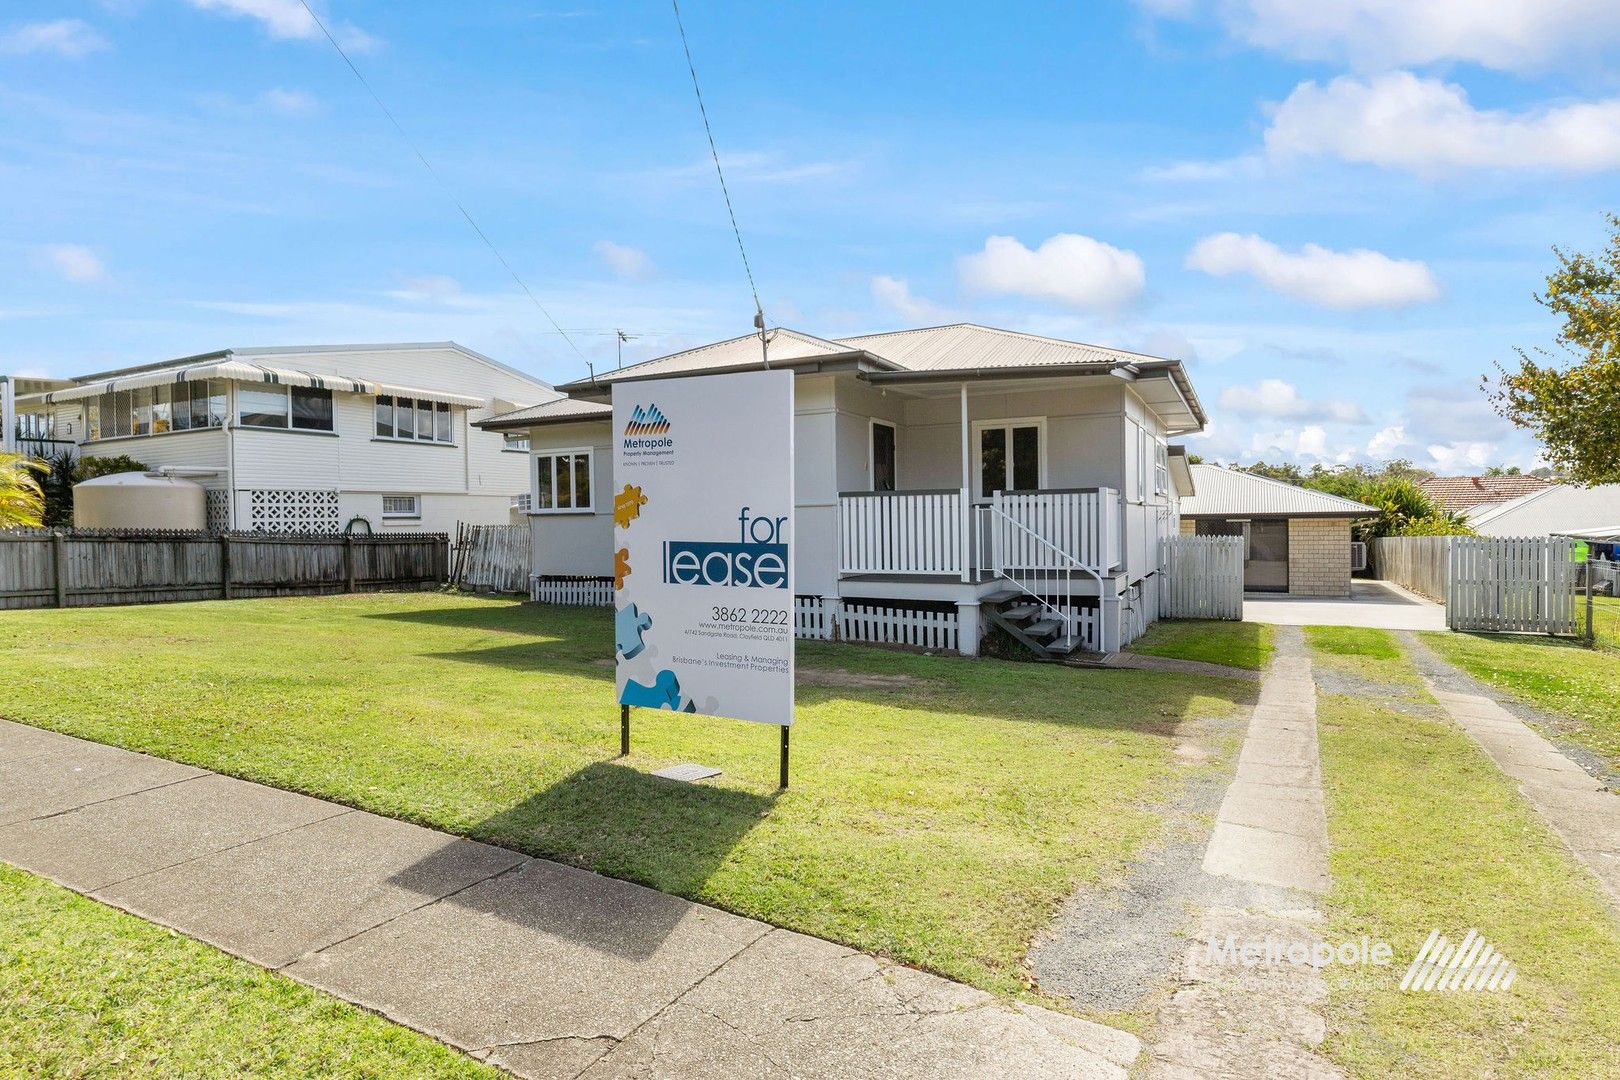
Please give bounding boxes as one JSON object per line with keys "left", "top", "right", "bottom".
{"left": 9, "top": 343, "right": 557, "bottom": 534}
{"left": 479, "top": 324, "right": 1207, "bottom": 657}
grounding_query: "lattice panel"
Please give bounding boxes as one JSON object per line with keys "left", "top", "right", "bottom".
{"left": 205, "top": 489, "right": 231, "bottom": 533}
{"left": 247, "top": 489, "right": 340, "bottom": 534}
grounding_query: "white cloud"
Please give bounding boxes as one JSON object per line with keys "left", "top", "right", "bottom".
{"left": 42, "top": 244, "right": 108, "bottom": 284}
{"left": 0, "top": 19, "right": 109, "bottom": 57}
{"left": 1186, "top": 232, "right": 1441, "bottom": 309}
{"left": 1426, "top": 440, "right": 1495, "bottom": 472}
{"left": 1367, "top": 424, "right": 1407, "bottom": 458}
{"left": 958, "top": 234, "right": 1145, "bottom": 311}
{"left": 260, "top": 87, "right": 317, "bottom": 115}
{"left": 1139, "top": 0, "right": 1620, "bottom": 73}
{"left": 870, "top": 275, "right": 947, "bottom": 322}
{"left": 1246, "top": 424, "right": 1355, "bottom": 463}
{"left": 1265, "top": 73, "right": 1620, "bottom": 174}
{"left": 186, "top": 0, "right": 374, "bottom": 50}
{"left": 1219, "top": 378, "right": 1366, "bottom": 423}
{"left": 594, "top": 241, "right": 654, "bottom": 281}
{"left": 388, "top": 274, "right": 465, "bottom": 304}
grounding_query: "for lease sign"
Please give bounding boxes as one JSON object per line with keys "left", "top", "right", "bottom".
{"left": 612, "top": 369, "right": 795, "bottom": 726}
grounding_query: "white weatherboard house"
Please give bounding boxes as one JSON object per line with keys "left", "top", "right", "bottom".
{"left": 11, "top": 343, "right": 557, "bottom": 534}
{"left": 478, "top": 324, "right": 1207, "bottom": 656}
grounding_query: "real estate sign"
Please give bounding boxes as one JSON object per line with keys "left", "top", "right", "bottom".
{"left": 612, "top": 369, "right": 795, "bottom": 727}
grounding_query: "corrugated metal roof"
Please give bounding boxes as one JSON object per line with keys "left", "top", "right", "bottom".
{"left": 838, "top": 323, "right": 1160, "bottom": 371}
{"left": 577, "top": 328, "right": 858, "bottom": 385}
{"left": 1468, "top": 482, "right": 1620, "bottom": 535}
{"left": 477, "top": 397, "right": 611, "bottom": 430}
{"left": 1179, "top": 465, "right": 1376, "bottom": 518}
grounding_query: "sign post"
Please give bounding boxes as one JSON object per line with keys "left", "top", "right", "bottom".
{"left": 612, "top": 370, "right": 795, "bottom": 785}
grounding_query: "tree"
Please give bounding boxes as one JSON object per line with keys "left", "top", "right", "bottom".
{"left": 74, "top": 454, "right": 150, "bottom": 483}
{"left": 1489, "top": 212, "right": 1620, "bottom": 485}
{"left": 0, "top": 452, "right": 46, "bottom": 528}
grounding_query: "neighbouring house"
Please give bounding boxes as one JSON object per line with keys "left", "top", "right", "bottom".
{"left": 9, "top": 343, "right": 557, "bottom": 534}
{"left": 478, "top": 323, "right": 1207, "bottom": 656}
{"left": 1419, "top": 473, "right": 1552, "bottom": 514}
{"left": 1175, "top": 465, "right": 1375, "bottom": 596}
{"left": 1466, "top": 482, "right": 1620, "bottom": 539}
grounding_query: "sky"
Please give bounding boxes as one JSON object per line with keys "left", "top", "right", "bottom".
{"left": 4, "top": 1, "right": 1619, "bottom": 471}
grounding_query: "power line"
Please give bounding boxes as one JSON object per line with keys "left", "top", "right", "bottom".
{"left": 670, "top": 0, "right": 766, "bottom": 342}
{"left": 294, "top": 0, "right": 589, "bottom": 366}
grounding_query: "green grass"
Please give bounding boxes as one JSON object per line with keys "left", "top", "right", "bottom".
{"left": 1127, "top": 619, "right": 1275, "bottom": 671}
{"left": 1308, "top": 629, "right": 1620, "bottom": 1077}
{"left": 0, "top": 592, "right": 1246, "bottom": 997}
{"left": 1592, "top": 595, "right": 1620, "bottom": 650}
{"left": 1422, "top": 630, "right": 1620, "bottom": 772}
{"left": 1304, "top": 625, "right": 1425, "bottom": 691}
{"left": 0, "top": 864, "right": 496, "bottom": 1079}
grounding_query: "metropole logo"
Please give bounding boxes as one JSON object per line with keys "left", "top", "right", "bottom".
{"left": 1399, "top": 929, "right": 1517, "bottom": 992}
{"left": 624, "top": 403, "right": 671, "bottom": 436}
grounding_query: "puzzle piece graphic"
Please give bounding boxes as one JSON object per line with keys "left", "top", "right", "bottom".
{"left": 620, "top": 669, "right": 683, "bottom": 710}
{"left": 614, "top": 548, "right": 631, "bottom": 590}
{"left": 615, "top": 603, "right": 652, "bottom": 659}
{"left": 613, "top": 484, "right": 648, "bottom": 529}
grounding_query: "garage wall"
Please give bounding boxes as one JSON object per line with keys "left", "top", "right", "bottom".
{"left": 1287, "top": 518, "right": 1351, "bottom": 597}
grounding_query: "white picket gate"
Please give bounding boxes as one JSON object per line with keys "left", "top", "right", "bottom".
{"left": 1448, "top": 536, "right": 1578, "bottom": 635}
{"left": 1159, "top": 536, "right": 1244, "bottom": 620}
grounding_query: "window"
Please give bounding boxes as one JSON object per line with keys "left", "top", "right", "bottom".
{"left": 238, "top": 386, "right": 289, "bottom": 429}
{"left": 974, "top": 421, "right": 1041, "bottom": 499}
{"left": 132, "top": 387, "right": 152, "bottom": 436}
{"left": 534, "top": 449, "right": 593, "bottom": 512}
{"left": 871, "top": 420, "right": 896, "bottom": 492}
{"left": 381, "top": 495, "right": 421, "bottom": 519}
{"left": 1154, "top": 440, "right": 1169, "bottom": 496}
{"left": 372, "top": 395, "right": 453, "bottom": 444}
{"left": 114, "top": 390, "right": 132, "bottom": 438}
{"left": 503, "top": 432, "right": 530, "bottom": 452}
{"left": 239, "top": 385, "right": 333, "bottom": 432}
{"left": 291, "top": 386, "right": 334, "bottom": 432}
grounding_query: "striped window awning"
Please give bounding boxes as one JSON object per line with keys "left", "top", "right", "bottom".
{"left": 28, "top": 362, "right": 485, "bottom": 409}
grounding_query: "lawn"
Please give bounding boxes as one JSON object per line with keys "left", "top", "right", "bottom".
{"left": 1422, "top": 629, "right": 1620, "bottom": 772}
{"left": 0, "top": 592, "right": 1248, "bottom": 997}
{"left": 1309, "top": 628, "right": 1620, "bottom": 1077}
{"left": 0, "top": 864, "right": 496, "bottom": 1079}
{"left": 1126, "top": 618, "right": 1275, "bottom": 671}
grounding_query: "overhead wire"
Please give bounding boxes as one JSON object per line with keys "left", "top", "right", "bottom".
{"left": 293, "top": 0, "right": 590, "bottom": 367}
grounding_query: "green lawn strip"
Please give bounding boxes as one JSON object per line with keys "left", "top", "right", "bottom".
{"left": 1592, "top": 595, "right": 1620, "bottom": 651}
{"left": 0, "top": 593, "right": 1246, "bottom": 996}
{"left": 0, "top": 864, "right": 495, "bottom": 1079}
{"left": 1421, "top": 630, "right": 1620, "bottom": 773}
{"left": 1126, "top": 619, "right": 1275, "bottom": 671}
{"left": 1303, "top": 625, "right": 1426, "bottom": 692}
{"left": 1307, "top": 629, "right": 1620, "bottom": 1077}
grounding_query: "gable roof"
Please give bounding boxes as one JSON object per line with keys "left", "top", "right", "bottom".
{"left": 1178, "top": 465, "right": 1377, "bottom": 519}
{"left": 1467, "top": 482, "right": 1620, "bottom": 536}
{"left": 555, "top": 322, "right": 1204, "bottom": 429}
{"left": 1419, "top": 474, "right": 1552, "bottom": 512}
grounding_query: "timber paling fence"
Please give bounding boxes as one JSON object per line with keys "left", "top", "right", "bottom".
{"left": 1159, "top": 535, "right": 1244, "bottom": 620}
{"left": 0, "top": 528, "right": 448, "bottom": 610}
{"left": 450, "top": 523, "right": 530, "bottom": 594}
{"left": 1447, "top": 535, "right": 1579, "bottom": 635}
{"left": 1371, "top": 535, "right": 1451, "bottom": 602}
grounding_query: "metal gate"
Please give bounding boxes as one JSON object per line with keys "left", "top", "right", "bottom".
{"left": 1447, "top": 536, "right": 1578, "bottom": 635}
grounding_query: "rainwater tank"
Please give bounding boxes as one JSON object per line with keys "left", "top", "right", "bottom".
{"left": 73, "top": 472, "right": 207, "bottom": 531}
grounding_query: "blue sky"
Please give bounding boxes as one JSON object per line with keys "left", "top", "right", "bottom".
{"left": 4, "top": 1, "right": 1619, "bottom": 470}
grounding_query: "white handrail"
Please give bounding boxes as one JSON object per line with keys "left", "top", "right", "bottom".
{"left": 985, "top": 501, "right": 1103, "bottom": 645}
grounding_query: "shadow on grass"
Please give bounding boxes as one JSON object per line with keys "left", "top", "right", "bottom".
{"left": 388, "top": 760, "right": 776, "bottom": 959}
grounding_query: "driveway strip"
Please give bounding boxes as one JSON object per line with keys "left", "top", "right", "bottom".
{"left": 0, "top": 718, "right": 1137, "bottom": 1079}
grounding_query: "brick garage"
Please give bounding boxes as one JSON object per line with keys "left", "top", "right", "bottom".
{"left": 1176, "top": 465, "right": 1375, "bottom": 598}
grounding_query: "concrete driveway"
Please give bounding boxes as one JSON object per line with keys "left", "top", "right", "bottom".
{"left": 1243, "top": 579, "right": 1447, "bottom": 631}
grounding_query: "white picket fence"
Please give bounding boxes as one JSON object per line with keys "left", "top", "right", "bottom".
{"left": 530, "top": 577, "right": 614, "bottom": 606}
{"left": 1448, "top": 536, "right": 1579, "bottom": 635}
{"left": 838, "top": 601, "right": 959, "bottom": 651}
{"left": 794, "top": 595, "right": 831, "bottom": 639}
{"left": 1159, "top": 536, "right": 1244, "bottom": 620}
{"left": 451, "top": 523, "right": 530, "bottom": 594}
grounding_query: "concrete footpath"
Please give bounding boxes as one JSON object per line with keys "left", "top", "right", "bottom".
{"left": 0, "top": 718, "right": 1138, "bottom": 1080}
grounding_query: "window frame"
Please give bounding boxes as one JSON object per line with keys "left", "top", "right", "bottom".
{"left": 970, "top": 417, "right": 1047, "bottom": 502}
{"left": 372, "top": 395, "right": 455, "bottom": 445}
{"left": 869, "top": 418, "right": 897, "bottom": 492}
{"left": 531, "top": 446, "right": 596, "bottom": 514}
{"left": 380, "top": 494, "right": 422, "bottom": 520}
